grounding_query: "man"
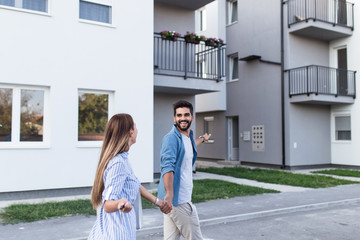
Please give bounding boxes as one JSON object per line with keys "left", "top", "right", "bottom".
{"left": 157, "top": 100, "right": 211, "bottom": 240}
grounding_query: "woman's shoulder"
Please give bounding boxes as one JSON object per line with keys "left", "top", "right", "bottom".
{"left": 106, "top": 152, "right": 129, "bottom": 170}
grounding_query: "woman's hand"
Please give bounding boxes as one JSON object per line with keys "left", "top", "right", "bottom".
{"left": 118, "top": 198, "right": 132, "bottom": 213}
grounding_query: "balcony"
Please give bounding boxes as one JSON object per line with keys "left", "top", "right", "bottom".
{"left": 287, "top": 0, "right": 354, "bottom": 41}
{"left": 154, "top": 0, "right": 215, "bottom": 10}
{"left": 288, "top": 65, "right": 356, "bottom": 104}
{"left": 154, "top": 33, "right": 226, "bottom": 95}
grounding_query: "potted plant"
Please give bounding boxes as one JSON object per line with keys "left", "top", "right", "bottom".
{"left": 205, "top": 37, "right": 224, "bottom": 48}
{"left": 184, "top": 31, "right": 200, "bottom": 44}
{"left": 160, "top": 30, "right": 181, "bottom": 41}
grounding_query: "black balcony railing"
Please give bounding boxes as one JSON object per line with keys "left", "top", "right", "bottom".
{"left": 288, "top": 0, "right": 354, "bottom": 29}
{"left": 154, "top": 33, "right": 226, "bottom": 81}
{"left": 288, "top": 65, "right": 356, "bottom": 98}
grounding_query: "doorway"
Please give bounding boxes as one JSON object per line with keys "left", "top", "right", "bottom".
{"left": 337, "top": 48, "right": 347, "bottom": 95}
{"left": 227, "top": 117, "right": 239, "bottom": 161}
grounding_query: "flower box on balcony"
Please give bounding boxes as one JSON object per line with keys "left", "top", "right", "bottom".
{"left": 160, "top": 30, "right": 181, "bottom": 41}
{"left": 184, "top": 32, "right": 203, "bottom": 44}
{"left": 205, "top": 37, "right": 224, "bottom": 48}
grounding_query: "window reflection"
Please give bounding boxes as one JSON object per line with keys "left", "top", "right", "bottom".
{"left": 20, "top": 89, "right": 44, "bottom": 142}
{"left": 0, "top": 88, "right": 12, "bottom": 142}
{"left": 78, "top": 92, "right": 108, "bottom": 141}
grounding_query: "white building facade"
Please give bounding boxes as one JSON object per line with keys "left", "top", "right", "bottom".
{"left": 0, "top": 0, "right": 154, "bottom": 192}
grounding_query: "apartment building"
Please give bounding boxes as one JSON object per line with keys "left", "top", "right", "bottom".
{"left": 153, "top": 0, "right": 226, "bottom": 176}
{"left": 196, "top": 0, "right": 358, "bottom": 169}
{"left": 0, "top": 0, "right": 154, "bottom": 192}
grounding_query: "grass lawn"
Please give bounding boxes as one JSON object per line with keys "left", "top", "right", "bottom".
{"left": 312, "top": 169, "right": 360, "bottom": 178}
{"left": 0, "top": 179, "right": 277, "bottom": 224}
{"left": 198, "top": 166, "right": 359, "bottom": 188}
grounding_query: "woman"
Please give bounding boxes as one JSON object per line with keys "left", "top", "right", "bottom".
{"left": 88, "top": 114, "right": 171, "bottom": 240}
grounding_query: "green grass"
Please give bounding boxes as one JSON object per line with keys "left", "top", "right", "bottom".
{"left": 312, "top": 169, "right": 360, "bottom": 178}
{"left": 0, "top": 199, "right": 95, "bottom": 224}
{"left": 1, "top": 179, "right": 277, "bottom": 224}
{"left": 191, "top": 179, "right": 278, "bottom": 203}
{"left": 198, "top": 166, "right": 359, "bottom": 188}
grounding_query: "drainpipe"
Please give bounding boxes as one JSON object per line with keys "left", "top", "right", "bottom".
{"left": 281, "top": 0, "right": 286, "bottom": 169}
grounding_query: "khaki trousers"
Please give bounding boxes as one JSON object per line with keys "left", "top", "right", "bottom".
{"left": 163, "top": 202, "right": 203, "bottom": 240}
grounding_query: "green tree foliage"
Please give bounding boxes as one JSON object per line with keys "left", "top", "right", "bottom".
{"left": 78, "top": 93, "right": 108, "bottom": 135}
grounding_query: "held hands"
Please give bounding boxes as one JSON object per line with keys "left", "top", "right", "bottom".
{"left": 118, "top": 198, "right": 132, "bottom": 213}
{"left": 157, "top": 198, "right": 172, "bottom": 214}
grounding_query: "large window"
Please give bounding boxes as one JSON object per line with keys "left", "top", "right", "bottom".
{"left": 0, "top": 0, "right": 48, "bottom": 12}
{"left": 78, "top": 90, "right": 112, "bottom": 142}
{"left": 79, "top": 0, "right": 111, "bottom": 24}
{"left": 335, "top": 116, "right": 351, "bottom": 141}
{"left": 227, "top": 0, "right": 238, "bottom": 25}
{"left": 0, "top": 85, "right": 48, "bottom": 146}
{"left": 228, "top": 54, "right": 239, "bottom": 82}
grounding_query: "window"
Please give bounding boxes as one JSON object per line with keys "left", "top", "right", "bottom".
{"left": 204, "top": 116, "right": 215, "bottom": 143}
{"left": 227, "top": 0, "right": 238, "bottom": 25}
{"left": 78, "top": 90, "right": 112, "bottom": 142}
{"left": 335, "top": 116, "right": 351, "bottom": 140}
{"left": 79, "top": 0, "right": 111, "bottom": 24}
{"left": 198, "top": 9, "right": 207, "bottom": 31}
{"left": 0, "top": 85, "right": 49, "bottom": 146}
{"left": 0, "top": 0, "right": 48, "bottom": 12}
{"left": 228, "top": 54, "right": 239, "bottom": 81}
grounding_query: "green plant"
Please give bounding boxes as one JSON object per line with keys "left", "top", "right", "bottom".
{"left": 205, "top": 37, "right": 224, "bottom": 47}
{"left": 160, "top": 30, "right": 181, "bottom": 41}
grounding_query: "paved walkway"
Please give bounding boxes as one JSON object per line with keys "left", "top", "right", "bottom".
{"left": 1, "top": 161, "right": 360, "bottom": 240}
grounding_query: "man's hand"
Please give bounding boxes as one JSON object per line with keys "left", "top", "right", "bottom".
{"left": 157, "top": 199, "right": 172, "bottom": 214}
{"left": 202, "top": 133, "right": 211, "bottom": 142}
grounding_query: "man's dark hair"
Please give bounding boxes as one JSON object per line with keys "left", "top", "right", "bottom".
{"left": 173, "top": 100, "right": 193, "bottom": 116}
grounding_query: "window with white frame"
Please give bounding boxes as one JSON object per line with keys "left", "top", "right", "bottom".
{"left": 78, "top": 90, "right": 112, "bottom": 142}
{"left": 198, "top": 8, "right": 207, "bottom": 31}
{"left": 335, "top": 116, "right": 351, "bottom": 140}
{"left": 0, "top": 85, "right": 49, "bottom": 146}
{"left": 204, "top": 116, "right": 215, "bottom": 143}
{"left": 79, "top": 0, "right": 112, "bottom": 24}
{"left": 0, "top": 0, "right": 48, "bottom": 12}
{"left": 227, "top": 0, "right": 238, "bottom": 25}
{"left": 228, "top": 54, "right": 239, "bottom": 81}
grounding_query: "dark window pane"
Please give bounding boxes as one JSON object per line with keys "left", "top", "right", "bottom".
{"left": 78, "top": 92, "right": 108, "bottom": 141}
{"left": 79, "top": 1, "right": 111, "bottom": 24}
{"left": 0, "top": 88, "right": 12, "bottom": 142}
{"left": 20, "top": 89, "right": 44, "bottom": 142}
{"left": 0, "top": 0, "right": 15, "bottom": 7}
{"left": 23, "top": 0, "right": 47, "bottom": 12}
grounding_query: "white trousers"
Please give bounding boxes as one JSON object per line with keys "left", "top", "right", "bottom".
{"left": 163, "top": 202, "right": 203, "bottom": 240}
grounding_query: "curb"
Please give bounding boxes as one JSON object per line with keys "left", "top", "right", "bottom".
{"left": 136, "top": 197, "right": 360, "bottom": 236}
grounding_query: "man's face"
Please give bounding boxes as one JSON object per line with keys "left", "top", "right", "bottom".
{"left": 174, "top": 107, "right": 194, "bottom": 132}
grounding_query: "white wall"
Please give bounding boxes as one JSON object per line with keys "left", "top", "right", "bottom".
{"left": 329, "top": 1, "right": 359, "bottom": 166}
{"left": 0, "top": 0, "right": 154, "bottom": 192}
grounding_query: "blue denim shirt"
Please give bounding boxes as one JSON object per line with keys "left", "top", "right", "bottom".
{"left": 157, "top": 125, "right": 197, "bottom": 206}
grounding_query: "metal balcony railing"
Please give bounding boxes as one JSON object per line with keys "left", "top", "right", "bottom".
{"left": 288, "top": 65, "right": 356, "bottom": 98}
{"left": 154, "top": 33, "right": 226, "bottom": 82}
{"left": 288, "top": 0, "right": 354, "bottom": 29}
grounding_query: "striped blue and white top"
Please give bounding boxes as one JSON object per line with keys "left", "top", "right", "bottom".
{"left": 88, "top": 152, "right": 141, "bottom": 240}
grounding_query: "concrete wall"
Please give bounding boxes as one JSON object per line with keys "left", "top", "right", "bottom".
{"left": 153, "top": 93, "right": 195, "bottom": 175}
{"left": 154, "top": 2, "right": 195, "bottom": 34}
{"left": 0, "top": 0, "right": 154, "bottom": 192}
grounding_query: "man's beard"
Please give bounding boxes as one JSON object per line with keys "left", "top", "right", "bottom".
{"left": 176, "top": 120, "right": 192, "bottom": 131}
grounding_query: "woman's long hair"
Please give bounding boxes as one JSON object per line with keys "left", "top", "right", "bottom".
{"left": 91, "top": 113, "right": 134, "bottom": 209}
